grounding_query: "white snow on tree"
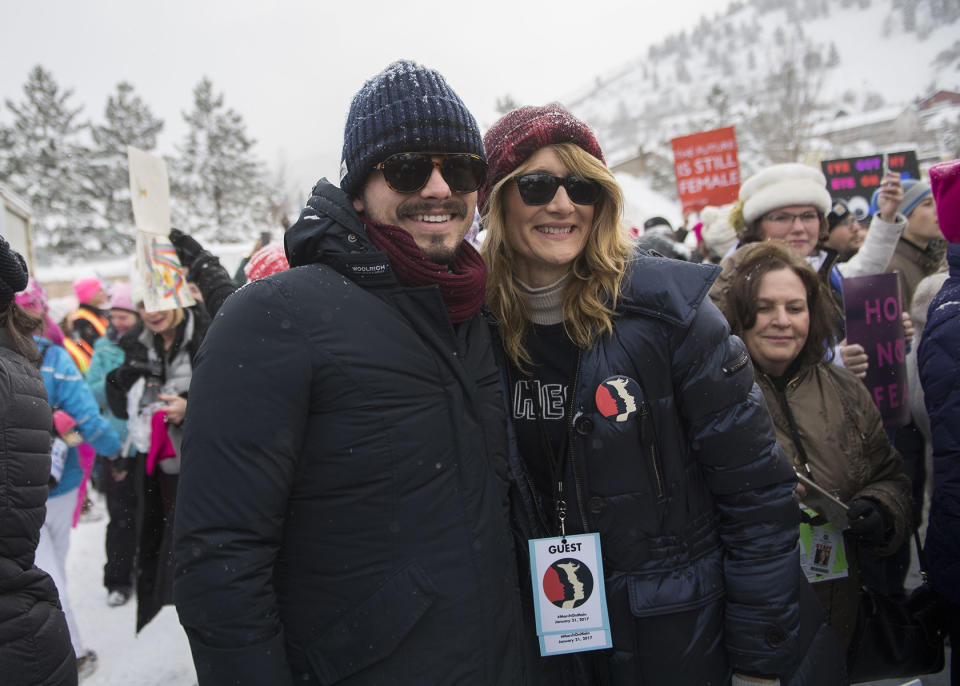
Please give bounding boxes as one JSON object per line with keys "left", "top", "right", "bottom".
{"left": 170, "top": 77, "right": 270, "bottom": 242}
{"left": 85, "top": 82, "right": 165, "bottom": 256}
{"left": 0, "top": 65, "right": 95, "bottom": 261}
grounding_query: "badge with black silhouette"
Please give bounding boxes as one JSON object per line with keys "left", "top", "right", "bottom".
{"left": 529, "top": 534, "right": 611, "bottom": 655}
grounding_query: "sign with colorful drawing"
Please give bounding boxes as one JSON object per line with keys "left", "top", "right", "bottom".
{"left": 128, "top": 146, "right": 194, "bottom": 311}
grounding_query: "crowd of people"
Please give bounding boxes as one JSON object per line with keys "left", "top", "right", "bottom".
{"left": 0, "top": 59, "right": 957, "bottom": 686}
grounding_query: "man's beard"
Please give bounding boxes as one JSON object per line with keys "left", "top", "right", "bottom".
{"left": 420, "top": 234, "right": 462, "bottom": 265}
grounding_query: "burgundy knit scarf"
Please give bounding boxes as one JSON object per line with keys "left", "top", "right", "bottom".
{"left": 363, "top": 218, "right": 487, "bottom": 323}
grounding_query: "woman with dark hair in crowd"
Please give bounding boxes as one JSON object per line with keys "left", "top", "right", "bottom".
{"left": 106, "top": 297, "right": 208, "bottom": 632}
{"left": 0, "top": 237, "right": 78, "bottom": 685}
{"left": 711, "top": 240, "right": 911, "bottom": 659}
{"left": 479, "top": 105, "right": 841, "bottom": 685}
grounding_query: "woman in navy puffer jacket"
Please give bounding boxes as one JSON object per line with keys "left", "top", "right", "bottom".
{"left": 479, "top": 106, "right": 843, "bottom": 686}
{"left": 917, "top": 158, "right": 960, "bottom": 686}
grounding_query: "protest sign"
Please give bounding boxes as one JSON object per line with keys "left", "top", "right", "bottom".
{"left": 842, "top": 273, "right": 909, "bottom": 428}
{"left": 128, "top": 146, "right": 172, "bottom": 236}
{"left": 128, "top": 146, "right": 194, "bottom": 312}
{"left": 671, "top": 126, "right": 740, "bottom": 215}
{"left": 821, "top": 151, "right": 919, "bottom": 219}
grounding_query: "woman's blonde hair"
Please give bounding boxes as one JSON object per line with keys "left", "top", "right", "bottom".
{"left": 481, "top": 142, "right": 633, "bottom": 369}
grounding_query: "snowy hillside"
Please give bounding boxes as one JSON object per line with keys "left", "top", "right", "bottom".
{"left": 561, "top": 0, "right": 960, "bottom": 173}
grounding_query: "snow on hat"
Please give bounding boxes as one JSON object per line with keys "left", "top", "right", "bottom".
{"left": 929, "top": 158, "right": 960, "bottom": 243}
{"left": 339, "top": 60, "right": 485, "bottom": 198}
{"left": 898, "top": 178, "right": 932, "bottom": 219}
{"left": 244, "top": 243, "right": 289, "bottom": 281}
{"left": 108, "top": 281, "right": 137, "bottom": 313}
{"left": 14, "top": 277, "right": 49, "bottom": 315}
{"left": 0, "top": 236, "right": 29, "bottom": 307}
{"left": 738, "top": 163, "right": 831, "bottom": 226}
{"left": 73, "top": 276, "right": 103, "bottom": 304}
{"left": 480, "top": 104, "right": 604, "bottom": 214}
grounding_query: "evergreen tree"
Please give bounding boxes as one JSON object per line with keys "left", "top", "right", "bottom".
{"left": 0, "top": 65, "right": 93, "bottom": 258}
{"left": 826, "top": 42, "right": 841, "bottom": 67}
{"left": 87, "top": 81, "right": 164, "bottom": 254}
{"left": 171, "top": 77, "right": 267, "bottom": 242}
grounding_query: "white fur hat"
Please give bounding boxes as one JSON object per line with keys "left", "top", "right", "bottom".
{"left": 739, "top": 163, "right": 831, "bottom": 225}
{"left": 700, "top": 204, "right": 739, "bottom": 259}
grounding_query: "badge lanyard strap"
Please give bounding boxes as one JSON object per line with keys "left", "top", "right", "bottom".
{"left": 527, "top": 374, "right": 575, "bottom": 544}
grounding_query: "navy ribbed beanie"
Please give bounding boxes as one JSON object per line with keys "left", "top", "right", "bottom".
{"left": 0, "top": 236, "right": 29, "bottom": 306}
{"left": 339, "top": 60, "right": 484, "bottom": 197}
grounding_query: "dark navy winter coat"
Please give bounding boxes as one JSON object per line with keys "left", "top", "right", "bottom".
{"left": 173, "top": 180, "right": 529, "bottom": 685}
{"left": 506, "top": 253, "right": 840, "bottom": 685}
{"left": 918, "top": 242, "right": 960, "bottom": 605}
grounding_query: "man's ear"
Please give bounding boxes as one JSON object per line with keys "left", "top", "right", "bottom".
{"left": 352, "top": 195, "right": 364, "bottom": 214}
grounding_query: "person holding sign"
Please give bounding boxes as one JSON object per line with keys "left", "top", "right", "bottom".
{"left": 479, "top": 106, "right": 836, "bottom": 685}
{"left": 105, "top": 297, "right": 209, "bottom": 632}
{"left": 727, "top": 163, "right": 908, "bottom": 376}
{"left": 713, "top": 240, "right": 911, "bottom": 656}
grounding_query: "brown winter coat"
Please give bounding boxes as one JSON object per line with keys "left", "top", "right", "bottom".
{"left": 754, "top": 362, "right": 912, "bottom": 650}
{"left": 887, "top": 236, "right": 947, "bottom": 310}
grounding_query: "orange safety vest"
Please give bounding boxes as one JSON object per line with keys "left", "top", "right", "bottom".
{"left": 62, "top": 336, "right": 93, "bottom": 374}
{"left": 73, "top": 308, "right": 109, "bottom": 338}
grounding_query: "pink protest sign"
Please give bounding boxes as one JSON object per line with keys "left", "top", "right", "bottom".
{"left": 841, "top": 273, "right": 909, "bottom": 428}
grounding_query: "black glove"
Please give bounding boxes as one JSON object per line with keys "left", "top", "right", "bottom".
{"left": 169, "top": 228, "right": 204, "bottom": 266}
{"left": 846, "top": 498, "right": 888, "bottom": 545}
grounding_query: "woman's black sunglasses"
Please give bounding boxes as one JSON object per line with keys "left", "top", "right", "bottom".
{"left": 514, "top": 173, "right": 601, "bottom": 206}
{"left": 374, "top": 152, "right": 488, "bottom": 194}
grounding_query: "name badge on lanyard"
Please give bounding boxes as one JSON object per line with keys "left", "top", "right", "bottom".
{"left": 798, "top": 508, "right": 849, "bottom": 583}
{"left": 529, "top": 533, "right": 612, "bottom": 655}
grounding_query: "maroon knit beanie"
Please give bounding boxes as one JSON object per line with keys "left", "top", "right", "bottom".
{"left": 479, "top": 104, "right": 605, "bottom": 214}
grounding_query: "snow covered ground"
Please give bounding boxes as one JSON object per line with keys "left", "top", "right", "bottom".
{"left": 65, "top": 494, "right": 196, "bottom": 686}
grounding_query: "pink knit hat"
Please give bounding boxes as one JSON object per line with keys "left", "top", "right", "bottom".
{"left": 929, "top": 159, "right": 960, "bottom": 244}
{"left": 73, "top": 276, "right": 103, "bottom": 304}
{"left": 244, "top": 243, "right": 289, "bottom": 281}
{"left": 15, "top": 277, "right": 49, "bottom": 315}
{"left": 108, "top": 281, "right": 137, "bottom": 313}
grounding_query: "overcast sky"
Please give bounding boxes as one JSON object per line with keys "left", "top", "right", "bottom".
{"left": 1, "top": 0, "right": 732, "bottom": 195}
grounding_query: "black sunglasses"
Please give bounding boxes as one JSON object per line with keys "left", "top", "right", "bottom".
{"left": 514, "top": 173, "right": 602, "bottom": 206}
{"left": 374, "top": 152, "right": 488, "bottom": 194}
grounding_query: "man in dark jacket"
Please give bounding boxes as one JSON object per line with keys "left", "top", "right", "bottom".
{"left": 173, "top": 61, "right": 529, "bottom": 686}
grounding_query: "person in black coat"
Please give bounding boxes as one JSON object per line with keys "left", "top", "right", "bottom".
{"left": 172, "top": 61, "right": 530, "bottom": 686}
{"left": 0, "top": 236, "right": 77, "bottom": 686}
{"left": 106, "top": 301, "right": 209, "bottom": 632}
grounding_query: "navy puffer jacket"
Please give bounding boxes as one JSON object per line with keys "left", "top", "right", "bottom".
{"left": 507, "top": 253, "right": 839, "bottom": 685}
{"left": 918, "top": 242, "right": 960, "bottom": 605}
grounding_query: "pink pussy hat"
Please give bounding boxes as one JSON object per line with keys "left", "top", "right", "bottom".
{"left": 73, "top": 276, "right": 103, "bottom": 304}
{"left": 108, "top": 281, "right": 137, "bottom": 313}
{"left": 929, "top": 159, "right": 960, "bottom": 243}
